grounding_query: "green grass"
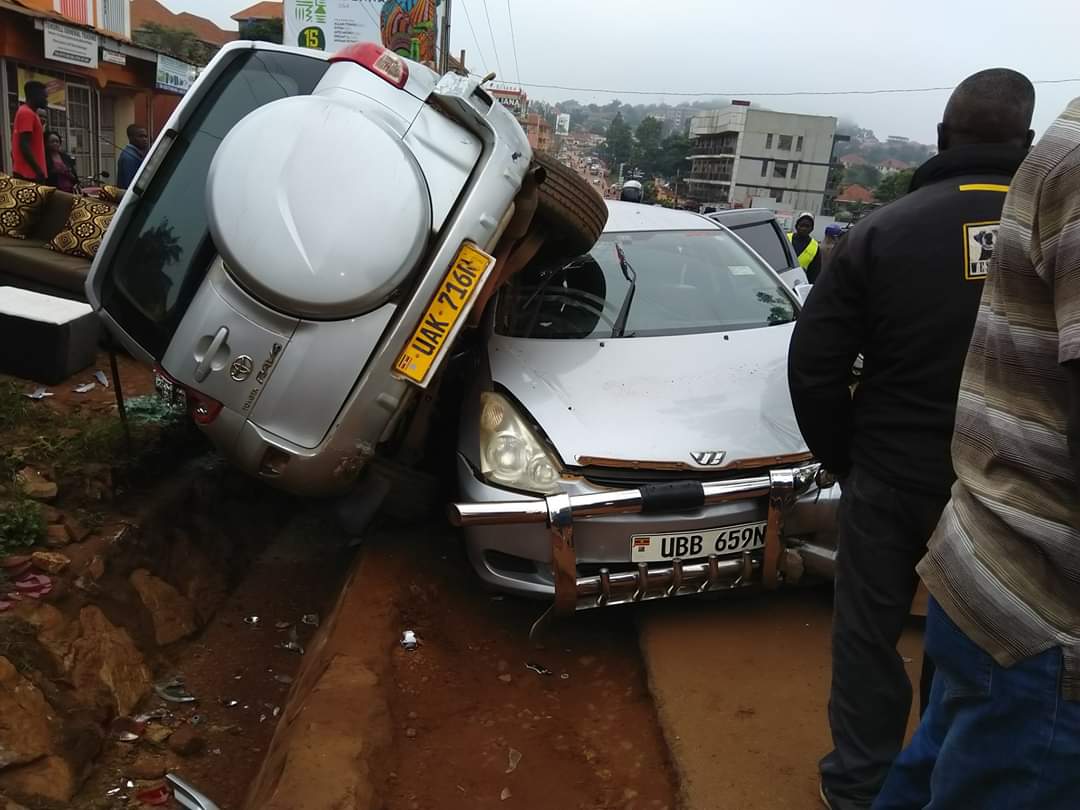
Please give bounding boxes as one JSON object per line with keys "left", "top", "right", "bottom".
{"left": 0, "top": 498, "right": 44, "bottom": 558}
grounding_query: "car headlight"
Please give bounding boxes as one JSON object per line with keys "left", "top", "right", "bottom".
{"left": 480, "top": 391, "right": 565, "bottom": 494}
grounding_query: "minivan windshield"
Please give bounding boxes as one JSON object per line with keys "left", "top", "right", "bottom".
{"left": 101, "top": 50, "right": 327, "bottom": 358}
{"left": 495, "top": 229, "right": 796, "bottom": 340}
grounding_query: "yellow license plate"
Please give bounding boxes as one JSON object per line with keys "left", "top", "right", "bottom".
{"left": 394, "top": 242, "right": 496, "bottom": 387}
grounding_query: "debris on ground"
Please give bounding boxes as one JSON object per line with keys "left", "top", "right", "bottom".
{"left": 153, "top": 677, "right": 197, "bottom": 704}
{"left": 302, "top": 612, "right": 320, "bottom": 627}
{"left": 94, "top": 370, "right": 109, "bottom": 388}
{"left": 277, "top": 625, "right": 304, "bottom": 655}
{"left": 526, "top": 663, "right": 553, "bottom": 676}
{"left": 73, "top": 382, "right": 96, "bottom": 394}
{"left": 401, "top": 630, "right": 418, "bottom": 651}
{"left": 23, "top": 386, "right": 52, "bottom": 400}
{"left": 506, "top": 748, "right": 522, "bottom": 774}
{"left": 167, "top": 725, "right": 206, "bottom": 757}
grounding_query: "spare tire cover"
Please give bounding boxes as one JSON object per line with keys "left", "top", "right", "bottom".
{"left": 207, "top": 94, "right": 432, "bottom": 320}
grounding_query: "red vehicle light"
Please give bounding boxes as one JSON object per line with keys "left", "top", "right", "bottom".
{"left": 329, "top": 42, "right": 409, "bottom": 89}
{"left": 154, "top": 367, "right": 223, "bottom": 425}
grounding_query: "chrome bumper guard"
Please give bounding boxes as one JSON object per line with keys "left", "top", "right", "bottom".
{"left": 450, "top": 462, "right": 824, "bottom": 617}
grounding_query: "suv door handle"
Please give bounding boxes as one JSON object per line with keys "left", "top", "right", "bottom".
{"left": 194, "top": 326, "right": 229, "bottom": 383}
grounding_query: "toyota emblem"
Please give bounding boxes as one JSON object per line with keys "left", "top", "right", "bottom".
{"left": 230, "top": 355, "right": 254, "bottom": 382}
{"left": 690, "top": 451, "right": 727, "bottom": 467}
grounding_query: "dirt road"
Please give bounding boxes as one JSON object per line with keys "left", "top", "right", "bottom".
{"left": 639, "top": 589, "right": 925, "bottom": 809}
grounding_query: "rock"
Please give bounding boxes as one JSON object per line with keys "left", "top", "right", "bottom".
{"left": 498, "top": 674, "right": 512, "bottom": 684}
{"left": 61, "top": 516, "right": 90, "bottom": 543}
{"left": 0, "top": 756, "right": 75, "bottom": 805}
{"left": 40, "top": 506, "right": 62, "bottom": 524}
{"left": 14, "top": 469, "right": 56, "bottom": 502}
{"left": 144, "top": 725, "right": 173, "bottom": 745}
{"left": 0, "top": 656, "right": 54, "bottom": 769}
{"left": 30, "top": 551, "right": 69, "bottom": 575}
{"left": 167, "top": 533, "right": 227, "bottom": 625}
{"left": 80, "top": 464, "right": 112, "bottom": 501}
{"left": 43, "top": 525, "right": 70, "bottom": 548}
{"left": 167, "top": 725, "right": 205, "bottom": 757}
{"left": 85, "top": 555, "right": 105, "bottom": 581}
{"left": 68, "top": 607, "right": 151, "bottom": 716}
{"left": 405, "top": 727, "right": 417, "bottom": 739}
{"left": 127, "top": 752, "right": 166, "bottom": 780}
{"left": 130, "top": 570, "right": 198, "bottom": 646}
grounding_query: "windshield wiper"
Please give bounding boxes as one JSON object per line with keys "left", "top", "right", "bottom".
{"left": 611, "top": 242, "right": 637, "bottom": 338}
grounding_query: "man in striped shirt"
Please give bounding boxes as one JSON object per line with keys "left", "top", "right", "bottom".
{"left": 875, "top": 98, "right": 1080, "bottom": 808}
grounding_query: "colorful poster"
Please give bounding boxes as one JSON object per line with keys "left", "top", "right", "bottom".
{"left": 380, "top": 0, "right": 438, "bottom": 64}
{"left": 555, "top": 113, "right": 571, "bottom": 136}
{"left": 17, "top": 69, "right": 66, "bottom": 112}
{"left": 285, "top": 0, "right": 382, "bottom": 52}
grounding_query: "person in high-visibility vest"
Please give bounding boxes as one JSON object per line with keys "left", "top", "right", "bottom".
{"left": 788, "top": 212, "right": 822, "bottom": 282}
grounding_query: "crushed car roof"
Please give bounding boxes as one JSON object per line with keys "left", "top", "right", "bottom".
{"left": 604, "top": 201, "right": 718, "bottom": 233}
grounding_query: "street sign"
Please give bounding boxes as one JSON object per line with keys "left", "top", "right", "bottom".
{"left": 43, "top": 20, "right": 99, "bottom": 69}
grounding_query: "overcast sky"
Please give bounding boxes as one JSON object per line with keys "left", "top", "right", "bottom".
{"left": 168, "top": 0, "right": 1079, "bottom": 143}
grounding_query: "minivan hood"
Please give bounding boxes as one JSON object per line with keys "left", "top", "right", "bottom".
{"left": 487, "top": 325, "right": 807, "bottom": 471}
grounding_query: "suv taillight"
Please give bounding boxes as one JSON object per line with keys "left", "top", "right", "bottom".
{"left": 329, "top": 43, "right": 409, "bottom": 89}
{"left": 154, "top": 367, "right": 223, "bottom": 425}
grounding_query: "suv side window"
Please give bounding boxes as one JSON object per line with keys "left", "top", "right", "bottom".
{"left": 731, "top": 222, "right": 792, "bottom": 273}
{"left": 102, "top": 50, "right": 328, "bottom": 358}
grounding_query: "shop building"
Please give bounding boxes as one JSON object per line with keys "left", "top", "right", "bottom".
{"left": 0, "top": 0, "right": 199, "bottom": 181}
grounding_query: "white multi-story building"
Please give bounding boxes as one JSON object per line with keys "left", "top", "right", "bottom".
{"left": 686, "top": 105, "right": 838, "bottom": 215}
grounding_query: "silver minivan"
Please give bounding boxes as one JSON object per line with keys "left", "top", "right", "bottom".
{"left": 88, "top": 41, "right": 601, "bottom": 497}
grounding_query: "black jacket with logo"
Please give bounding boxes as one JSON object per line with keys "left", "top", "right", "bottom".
{"left": 787, "top": 144, "right": 1028, "bottom": 496}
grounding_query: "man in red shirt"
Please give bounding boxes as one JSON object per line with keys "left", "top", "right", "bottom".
{"left": 12, "top": 81, "right": 48, "bottom": 182}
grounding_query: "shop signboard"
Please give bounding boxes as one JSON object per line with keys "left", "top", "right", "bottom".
{"left": 43, "top": 21, "right": 99, "bottom": 69}
{"left": 285, "top": 0, "right": 382, "bottom": 52}
{"left": 102, "top": 50, "right": 127, "bottom": 66}
{"left": 17, "top": 68, "right": 66, "bottom": 112}
{"left": 156, "top": 55, "right": 197, "bottom": 95}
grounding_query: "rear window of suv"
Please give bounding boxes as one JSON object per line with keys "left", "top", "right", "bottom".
{"left": 101, "top": 50, "right": 328, "bottom": 358}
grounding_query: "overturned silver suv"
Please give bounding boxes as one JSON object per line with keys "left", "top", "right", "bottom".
{"left": 88, "top": 41, "right": 604, "bottom": 497}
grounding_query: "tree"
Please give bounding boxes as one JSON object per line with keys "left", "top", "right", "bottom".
{"left": 134, "top": 22, "right": 214, "bottom": 66}
{"left": 656, "top": 133, "right": 692, "bottom": 180}
{"left": 876, "top": 169, "right": 915, "bottom": 203}
{"left": 603, "top": 112, "right": 633, "bottom": 170}
{"left": 633, "top": 117, "right": 663, "bottom": 176}
{"left": 844, "top": 164, "right": 882, "bottom": 190}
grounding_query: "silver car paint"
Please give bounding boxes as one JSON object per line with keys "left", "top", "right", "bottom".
{"left": 88, "top": 43, "right": 534, "bottom": 497}
{"left": 206, "top": 94, "right": 434, "bottom": 320}
{"left": 457, "top": 202, "right": 836, "bottom": 597}
{"left": 484, "top": 324, "right": 806, "bottom": 470}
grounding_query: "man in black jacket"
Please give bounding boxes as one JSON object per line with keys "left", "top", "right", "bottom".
{"left": 788, "top": 69, "right": 1035, "bottom": 810}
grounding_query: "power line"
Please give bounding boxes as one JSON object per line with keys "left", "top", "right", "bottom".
{"left": 506, "top": 77, "right": 1080, "bottom": 98}
{"left": 459, "top": 0, "right": 490, "bottom": 74}
{"left": 480, "top": 0, "right": 504, "bottom": 77}
{"left": 504, "top": 0, "right": 522, "bottom": 86}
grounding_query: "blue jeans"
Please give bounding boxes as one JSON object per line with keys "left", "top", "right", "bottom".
{"left": 873, "top": 598, "right": 1080, "bottom": 809}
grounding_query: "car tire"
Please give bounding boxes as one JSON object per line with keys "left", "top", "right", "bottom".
{"left": 532, "top": 151, "right": 608, "bottom": 257}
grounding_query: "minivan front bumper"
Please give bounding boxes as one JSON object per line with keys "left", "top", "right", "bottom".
{"left": 451, "top": 459, "right": 840, "bottom": 614}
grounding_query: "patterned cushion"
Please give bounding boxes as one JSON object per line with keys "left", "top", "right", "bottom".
{"left": 46, "top": 196, "right": 116, "bottom": 259}
{"left": 0, "top": 175, "right": 54, "bottom": 239}
{"left": 98, "top": 185, "right": 125, "bottom": 205}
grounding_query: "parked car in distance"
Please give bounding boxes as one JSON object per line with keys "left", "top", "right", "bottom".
{"left": 707, "top": 208, "right": 807, "bottom": 288}
{"left": 451, "top": 202, "right": 840, "bottom": 615}
{"left": 87, "top": 40, "right": 603, "bottom": 499}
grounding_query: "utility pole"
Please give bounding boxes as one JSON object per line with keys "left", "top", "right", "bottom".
{"left": 439, "top": 0, "right": 453, "bottom": 74}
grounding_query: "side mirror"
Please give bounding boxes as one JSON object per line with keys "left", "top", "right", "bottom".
{"left": 794, "top": 282, "right": 813, "bottom": 304}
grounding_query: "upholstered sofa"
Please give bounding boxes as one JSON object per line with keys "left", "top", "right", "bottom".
{"left": 0, "top": 178, "right": 117, "bottom": 301}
